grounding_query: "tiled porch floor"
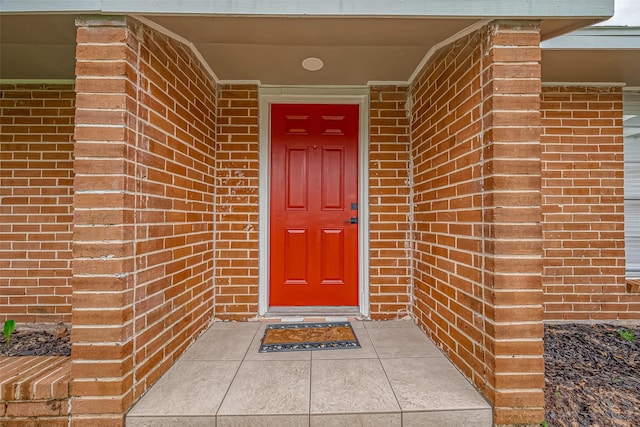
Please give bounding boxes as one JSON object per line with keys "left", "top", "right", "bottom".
{"left": 127, "top": 320, "right": 491, "bottom": 426}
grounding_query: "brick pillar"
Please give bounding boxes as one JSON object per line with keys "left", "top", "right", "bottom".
{"left": 481, "top": 21, "right": 545, "bottom": 425}
{"left": 72, "top": 17, "right": 137, "bottom": 426}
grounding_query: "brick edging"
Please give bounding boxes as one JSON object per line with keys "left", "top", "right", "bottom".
{"left": 0, "top": 356, "right": 70, "bottom": 422}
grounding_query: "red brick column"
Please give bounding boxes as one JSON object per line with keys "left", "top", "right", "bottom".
{"left": 73, "top": 16, "right": 218, "bottom": 424}
{"left": 410, "top": 20, "right": 545, "bottom": 425}
{"left": 369, "top": 85, "right": 412, "bottom": 319}
{"left": 72, "top": 17, "right": 137, "bottom": 426}
{"left": 481, "top": 21, "right": 545, "bottom": 425}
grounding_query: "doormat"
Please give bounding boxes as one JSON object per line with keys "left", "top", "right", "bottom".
{"left": 259, "top": 322, "right": 360, "bottom": 353}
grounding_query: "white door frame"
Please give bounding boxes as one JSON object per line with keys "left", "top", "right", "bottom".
{"left": 258, "top": 86, "right": 370, "bottom": 317}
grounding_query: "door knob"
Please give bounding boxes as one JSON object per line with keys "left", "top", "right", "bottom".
{"left": 344, "top": 217, "right": 358, "bottom": 224}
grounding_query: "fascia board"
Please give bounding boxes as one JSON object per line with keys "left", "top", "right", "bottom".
{"left": 0, "top": 0, "right": 100, "bottom": 13}
{"left": 1, "top": 0, "right": 614, "bottom": 18}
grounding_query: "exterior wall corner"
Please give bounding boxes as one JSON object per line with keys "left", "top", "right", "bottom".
{"left": 72, "top": 16, "right": 216, "bottom": 424}
{"left": 410, "top": 19, "right": 545, "bottom": 425}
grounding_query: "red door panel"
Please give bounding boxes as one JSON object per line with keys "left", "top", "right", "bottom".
{"left": 320, "top": 229, "right": 345, "bottom": 284}
{"left": 270, "top": 103, "right": 359, "bottom": 306}
{"left": 284, "top": 228, "right": 308, "bottom": 284}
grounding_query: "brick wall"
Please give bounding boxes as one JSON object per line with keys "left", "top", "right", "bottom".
{"left": 0, "top": 83, "right": 75, "bottom": 324}
{"left": 411, "top": 22, "right": 544, "bottom": 425}
{"left": 369, "top": 85, "right": 412, "bottom": 319}
{"left": 412, "top": 24, "right": 484, "bottom": 385}
{"left": 541, "top": 86, "right": 640, "bottom": 320}
{"left": 73, "top": 17, "right": 216, "bottom": 425}
{"left": 214, "top": 84, "right": 260, "bottom": 320}
{"left": 131, "top": 20, "right": 216, "bottom": 397}
{"left": 411, "top": 24, "right": 487, "bottom": 403}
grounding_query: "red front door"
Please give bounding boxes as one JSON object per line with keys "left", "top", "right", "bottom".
{"left": 270, "top": 103, "right": 359, "bottom": 306}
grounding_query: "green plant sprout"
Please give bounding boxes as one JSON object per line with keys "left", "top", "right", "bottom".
{"left": 3, "top": 320, "right": 16, "bottom": 346}
{"left": 540, "top": 421, "right": 549, "bottom": 427}
{"left": 618, "top": 329, "right": 637, "bottom": 343}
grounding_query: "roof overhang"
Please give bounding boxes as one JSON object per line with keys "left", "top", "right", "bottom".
{"left": 0, "top": 0, "right": 615, "bottom": 85}
{"left": 542, "top": 27, "right": 640, "bottom": 87}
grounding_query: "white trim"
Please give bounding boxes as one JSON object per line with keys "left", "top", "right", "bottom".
{"left": 0, "top": 0, "right": 615, "bottom": 17}
{"left": 258, "top": 86, "right": 370, "bottom": 317}
{"left": 408, "top": 19, "right": 491, "bottom": 84}
{"left": 258, "top": 95, "right": 270, "bottom": 317}
{"left": 541, "top": 82, "right": 627, "bottom": 87}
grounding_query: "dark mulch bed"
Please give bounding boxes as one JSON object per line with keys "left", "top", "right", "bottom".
{"left": 544, "top": 323, "right": 640, "bottom": 427}
{"left": 1, "top": 323, "right": 71, "bottom": 356}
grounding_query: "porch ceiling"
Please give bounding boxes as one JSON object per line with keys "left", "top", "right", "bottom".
{"left": 0, "top": 1, "right": 614, "bottom": 85}
{"left": 541, "top": 27, "right": 640, "bottom": 87}
{"left": 143, "top": 15, "right": 480, "bottom": 85}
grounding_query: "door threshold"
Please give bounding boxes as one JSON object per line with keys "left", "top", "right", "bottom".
{"left": 265, "top": 306, "right": 362, "bottom": 318}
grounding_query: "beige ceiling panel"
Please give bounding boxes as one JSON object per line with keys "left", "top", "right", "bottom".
{"left": 196, "top": 43, "right": 428, "bottom": 84}
{"left": 147, "top": 16, "right": 478, "bottom": 46}
{"left": 0, "top": 14, "right": 77, "bottom": 43}
{"left": 542, "top": 50, "right": 640, "bottom": 86}
{"left": 0, "top": 44, "right": 76, "bottom": 79}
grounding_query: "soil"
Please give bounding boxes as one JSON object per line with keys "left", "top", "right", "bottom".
{"left": 2, "top": 322, "right": 639, "bottom": 426}
{"left": 544, "top": 323, "right": 640, "bottom": 427}
{"left": 0, "top": 323, "right": 71, "bottom": 356}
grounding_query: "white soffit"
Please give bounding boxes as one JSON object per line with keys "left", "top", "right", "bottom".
{"left": 542, "top": 27, "right": 640, "bottom": 49}
{"left": 541, "top": 26, "right": 640, "bottom": 86}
